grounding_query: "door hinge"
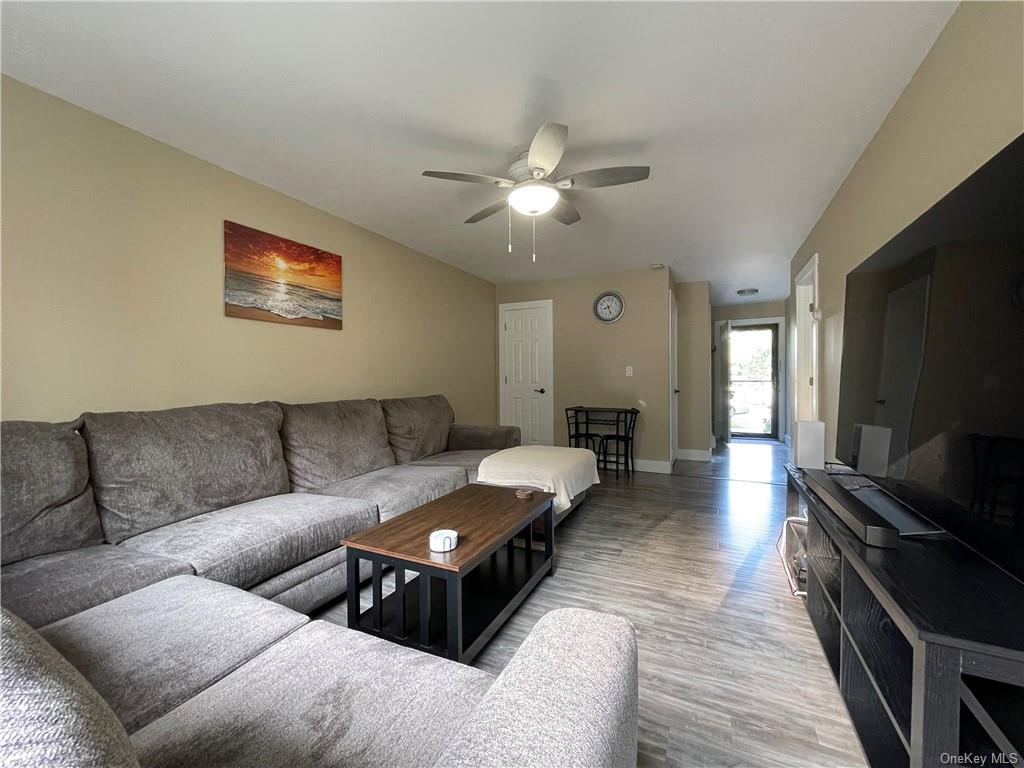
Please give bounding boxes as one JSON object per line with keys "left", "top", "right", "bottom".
{"left": 809, "top": 302, "right": 815, "bottom": 314}
{"left": 809, "top": 376, "right": 814, "bottom": 386}
{"left": 504, "top": 376, "right": 508, "bottom": 384}
{"left": 504, "top": 322, "right": 507, "bottom": 331}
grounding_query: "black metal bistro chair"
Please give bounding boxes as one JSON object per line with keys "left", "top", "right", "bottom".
{"left": 599, "top": 408, "right": 639, "bottom": 477}
{"left": 566, "top": 407, "right": 605, "bottom": 456}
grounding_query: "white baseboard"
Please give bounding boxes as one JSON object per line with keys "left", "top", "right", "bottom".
{"left": 675, "top": 448, "right": 712, "bottom": 462}
{"left": 633, "top": 459, "right": 674, "bottom": 474}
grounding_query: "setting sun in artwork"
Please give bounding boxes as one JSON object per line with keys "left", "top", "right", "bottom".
{"left": 274, "top": 256, "right": 288, "bottom": 271}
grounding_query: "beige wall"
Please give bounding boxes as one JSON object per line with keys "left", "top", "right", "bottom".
{"left": 675, "top": 281, "right": 712, "bottom": 454}
{"left": 712, "top": 301, "right": 785, "bottom": 322}
{"left": 787, "top": 2, "right": 1024, "bottom": 457}
{"left": 496, "top": 268, "right": 672, "bottom": 463}
{"left": 1, "top": 77, "right": 498, "bottom": 423}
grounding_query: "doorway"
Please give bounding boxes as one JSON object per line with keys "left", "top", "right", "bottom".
{"left": 728, "top": 324, "right": 779, "bottom": 439}
{"left": 498, "top": 300, "right": 554, "bottom": 445}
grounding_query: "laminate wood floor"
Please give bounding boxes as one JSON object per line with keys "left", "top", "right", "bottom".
{"left": 317, "top": 448, "right": 866, "bottom": 768}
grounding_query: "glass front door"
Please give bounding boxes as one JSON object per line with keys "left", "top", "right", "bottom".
{"left": 728, "top": 324, "right": 779, "bottom": 438}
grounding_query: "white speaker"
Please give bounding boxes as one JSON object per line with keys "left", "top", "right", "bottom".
{"left": 851, "top": 424, "right": 891, "bottom": 477}
{"left": 793, "top": 420, "right": 826, "bottom": 470}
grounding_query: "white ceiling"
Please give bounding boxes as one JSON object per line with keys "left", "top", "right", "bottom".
{"left": 1, "top": 1, "right": 956, "bottom": 304}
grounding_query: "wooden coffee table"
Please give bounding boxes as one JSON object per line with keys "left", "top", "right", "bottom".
{"left": 342, "top": 483, "right": 555, "bottom": 664}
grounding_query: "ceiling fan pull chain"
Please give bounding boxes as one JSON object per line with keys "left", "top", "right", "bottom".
{"left": 532, "top": 216, "right": 537, "bottom": 263}
{"left": 507, "top": 205, "right": 512, "bottom": 254}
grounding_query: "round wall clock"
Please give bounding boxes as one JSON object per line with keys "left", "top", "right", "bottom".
{"left": 593, "top": 291, "right": 625, "bottom": 323}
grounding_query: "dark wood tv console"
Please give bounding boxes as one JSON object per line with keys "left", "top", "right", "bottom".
{"left": 785, "top": 464, "right": 1024, "bottom": 768}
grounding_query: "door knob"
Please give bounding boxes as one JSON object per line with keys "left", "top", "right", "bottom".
{"left": 534, "top": 388, "right": 546, "bottom": 394}
{"left": 673, "top": 388, "right": 680, "bottom": 394}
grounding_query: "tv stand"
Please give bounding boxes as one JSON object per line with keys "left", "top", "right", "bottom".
{"left": 786, "top": 464, "right": 1024, "bottom": 768}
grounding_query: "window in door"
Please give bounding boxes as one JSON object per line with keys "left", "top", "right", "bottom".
{"left": 729, "top": 325, "right": 779, "bottom": 438}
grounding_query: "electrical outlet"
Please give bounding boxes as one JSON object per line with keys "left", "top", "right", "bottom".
{"left": 625, "top": 366, "right": 634, "bottom": 377}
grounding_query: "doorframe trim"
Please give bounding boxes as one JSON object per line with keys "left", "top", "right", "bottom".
{"left": 794, "top": 252, "right": 820, "bottom": 423}
{"left": 497, "top": 299, "right": 555, "bottom": 443}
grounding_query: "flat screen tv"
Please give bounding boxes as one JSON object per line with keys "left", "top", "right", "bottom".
{"left": 835, "top": 133, "right": 1024, "bottom": 583}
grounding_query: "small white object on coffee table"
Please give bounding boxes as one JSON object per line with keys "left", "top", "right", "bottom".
{"left": 428, "top": 529, "right": 459, "bottom": 552}
{"left": 476, "top": 445, "right": 599, "bottom": 513}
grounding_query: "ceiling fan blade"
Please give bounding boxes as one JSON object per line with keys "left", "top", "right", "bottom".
{"left": 561, "top": 166, "right": 651, "bottom": 189}
{"left": 527, "top": 122, "right": 568, "bottom": 178}
{"left": 423, "top": 170, "right": 514, "bottom": 187}
{"left": 464, "top": 199, "right": 508, "bottom": 224}
{"left": 550, "top": 197, "right": 581, "bottom": 225}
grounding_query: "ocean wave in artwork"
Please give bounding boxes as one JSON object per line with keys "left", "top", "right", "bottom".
{"left": 225, "top": 269, "right": 342, "bottom": 321}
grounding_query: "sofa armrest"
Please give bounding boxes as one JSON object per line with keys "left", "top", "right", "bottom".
{"left": 435, "top": 608, "right": 638, "bottom": 768}
{"left": 447, "top": 423, "right": 521, "bottom": 451}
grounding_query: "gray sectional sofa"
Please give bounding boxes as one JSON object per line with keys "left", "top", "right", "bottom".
{"left": 0, "top": 393, "right": 638, "bottom": 766}
{"left": 1, "top": 576, "right": 639, "bottom": 767}
{"left": 1, "top": 394, "right": 518, "bottom": 627}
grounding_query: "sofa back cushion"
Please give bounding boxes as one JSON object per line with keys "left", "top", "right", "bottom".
{"left": 82, "top": 403, "right": 289, "bottom": 544}
{"left": 1, "top": 420, "right": 105, "bottom": 566}
{"left": 278, "top": 399, "right": 395, "bottom": 492}
{"left": 380, "top": 395, "right": 454, "bottom": 463}
{"left": 0, "top": 609, "right": 140, "bottom": 768}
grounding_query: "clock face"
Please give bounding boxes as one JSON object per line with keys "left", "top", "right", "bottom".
{"left": 594, "top": 291, "right": 624, "bottom": 323}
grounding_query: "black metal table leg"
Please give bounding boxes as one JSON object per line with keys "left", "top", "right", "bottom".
{"left": 371, "top": 560, "right": 383, "bottom": 631}
{"left": 446, "top": 572, "right": 463, "bottom": 661}
{"left": 544, "top": 502, "right": 555, "bottom": 576}
{"left": 394, "top": 565, "right": 406, "bottom": 638}
{"left": 524, "top": 518, "right": 533, "bottom": 561}
{"left": 419, "top": 572, "right": 431, "bottom": 648}
{"left": 346, "top": 550, "right": 360, "bottom": 630}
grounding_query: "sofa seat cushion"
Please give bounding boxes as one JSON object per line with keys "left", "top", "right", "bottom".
{"left": 40, "top": 576, "right": 308, "bottom": 734}
{"left": 314, "top": 465, "right": 467, "bottom": 522}
{"left": 411, "top": 449, "right": 498, "bottom": 483}
{"left": 1, "top": 419, "right": 105, "bottom": 565}
{"left": 0, "top": 545, "right": 193, "bottom": 629}
{"left": 131, "top": 621, "right": 494, "bottom": 768}
{"left": 120, "top": 494, "right": 376, "bottom": 589}
{"left": 1, "top": 609, "right": 140, "bottom": 768}
{"left": 82, "top": 402, "right": 290, "bottom": 544}
{"left": 278, "top": 399, "right": 396, "bottom": 492}
{"left": 380, "top": 395, "right": 454, "bottom": 463}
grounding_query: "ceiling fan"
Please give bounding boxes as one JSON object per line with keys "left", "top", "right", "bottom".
{"left": 422, "top": 122, "right": 651, "bottom": 225}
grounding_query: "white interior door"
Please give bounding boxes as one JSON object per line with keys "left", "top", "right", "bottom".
{"left": 669, "top": 290, "right": 679, "bottom": 461}
{"left": 874, "top": 277, "right": 929, "bottom": 478}
{"left": 499, "top": 300, "right": 554, "bottom": 445}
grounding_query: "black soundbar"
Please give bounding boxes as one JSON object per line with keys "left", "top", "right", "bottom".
{"left": 802, "top": 468, "right": 900, "bottom": 548}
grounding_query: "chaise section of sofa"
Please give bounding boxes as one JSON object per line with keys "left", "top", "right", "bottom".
{"left": 0, "top": 609, "right": 141, "bottom": 768}
{"left": 39, "top": 576, "right": 309, "bottom": 733}
{"left": 2, "top": 576, "right": 639, "bottom": 768}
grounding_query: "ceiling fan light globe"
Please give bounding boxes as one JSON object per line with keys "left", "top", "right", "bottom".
{"left": 508, "top": 184, "right": 560, "bottom": 216}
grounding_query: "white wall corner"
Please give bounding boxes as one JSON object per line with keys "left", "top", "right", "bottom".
{"left": 675, "top": 448, "right": 712, "bottom": 462}
{"left": 633, "top": 459, "right": 675, "bottom": 474}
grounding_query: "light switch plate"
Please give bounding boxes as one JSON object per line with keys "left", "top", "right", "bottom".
{"left": 625, "top": 366, "right": 633, "bottom": 377}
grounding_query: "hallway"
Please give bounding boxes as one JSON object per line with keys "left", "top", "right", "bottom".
{"left": 673, "top": 438, "right": 790, "bottom": 486}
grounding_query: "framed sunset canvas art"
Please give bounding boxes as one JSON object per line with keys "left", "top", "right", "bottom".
{"left": 224, "top": 221, "right": 342, "bottom": 330}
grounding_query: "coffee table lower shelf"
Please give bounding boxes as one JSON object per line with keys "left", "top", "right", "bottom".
{"left": 350, "top": 540, "right": 552, "bottom": 664}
